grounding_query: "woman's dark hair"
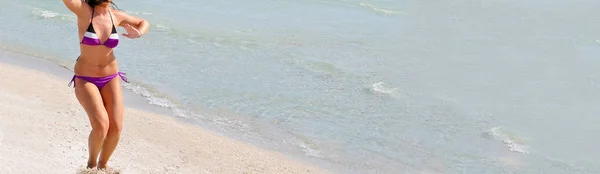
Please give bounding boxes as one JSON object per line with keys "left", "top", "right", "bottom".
{"left": 85, "top": 0, "right": 120, "bottom": 10}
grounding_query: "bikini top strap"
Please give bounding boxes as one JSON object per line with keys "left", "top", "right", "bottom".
{"left": 108, "top": 9, "right": 114, "bottom": 23}
{"left": 108, "top": 9, "right": 117, "bottom": 33}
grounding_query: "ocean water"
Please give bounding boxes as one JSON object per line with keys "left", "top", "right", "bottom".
{"left": 2, "top": 0, "right": 600, "bottom": 173}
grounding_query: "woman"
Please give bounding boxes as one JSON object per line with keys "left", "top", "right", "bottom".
{"left": 61, "top": 0, "right": 150, "bottom": 169}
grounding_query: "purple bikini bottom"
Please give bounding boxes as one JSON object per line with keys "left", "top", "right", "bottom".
{"left": 68, "top": 72, "right": 129, "bottom": 89}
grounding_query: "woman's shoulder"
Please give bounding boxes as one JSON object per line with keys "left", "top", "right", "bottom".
{"left": 112, "top": 9, "right": 145, "bottom": 25}
{"left": 111, "top": 9, "right": 130, "bottom": 17}
{"left": 112, "top": 9, "right": 135, "bottom": 21}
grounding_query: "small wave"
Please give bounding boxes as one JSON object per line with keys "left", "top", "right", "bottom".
{"left": 212, "top": 42, "right": 224, "bottom": 47}
{"left": 39, "top": 10, "right": 58, "bottom": 18}
{"left": 31, "top": 8, "right": 75, "bottom": 21}
{"left": 484, "top": 126, "right": 529, "bottom": 154}
{"left": 290, "top": 132, "right": 326, "bottom": 159}
{"left": 368, "top": 82, "right": 401, "bottom": 97}
{"left": 123, "top": 83, "right": 188, "bottom": 118}
{"left": 359, "top": 3, "right": 405, "bottom": 15}
{"left": 127, "top": 11, "right": 153, "bottom": 15}
{"left": 301, "top": 60, "right": 341, "bottom": 75}
{"left": 298, "top": 142, "right": 324, "bottom": 158}
{"left": 155, "top": 24, "right": 172, "bottom": 32}
{"left": 292, "top": 59, "right": 358, "bottom": 79}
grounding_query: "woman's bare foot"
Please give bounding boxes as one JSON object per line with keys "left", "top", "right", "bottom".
{"left": 87, "top": 160, "right": 97, "bottom": 169}
{"left": 97, "top": 165, "right": 121, "bottom": 174}
{"left": 97, "top": 163, "right": 111, "bottom": 170}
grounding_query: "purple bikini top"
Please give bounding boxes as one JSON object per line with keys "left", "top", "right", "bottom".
{"left": 80, "top": 8, "right": 119, "bottom": 48}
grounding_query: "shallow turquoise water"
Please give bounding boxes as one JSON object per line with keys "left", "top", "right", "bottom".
{"left": 2, "top": 0, "right": 600, "bottom": 173}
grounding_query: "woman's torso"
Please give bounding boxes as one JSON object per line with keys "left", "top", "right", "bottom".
{"left": 74, "top": 6, "right": 120, "bottom": 77}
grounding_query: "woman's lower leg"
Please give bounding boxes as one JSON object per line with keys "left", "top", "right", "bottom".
{"left": 87, "top": 122, "right": 109, "bottom": 168}
{"left": 97, "top": 123, "right": 123, "bottom": 168}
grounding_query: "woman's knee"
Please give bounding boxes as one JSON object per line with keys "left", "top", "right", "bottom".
{"left": 107, "top": 121, "right": 123, "bottom": 135}
{"left": 90, "top": 115, "right": 110, "bottom": 135}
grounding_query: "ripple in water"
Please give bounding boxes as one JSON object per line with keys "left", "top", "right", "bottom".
{"left": 123, "top": 83, "right": 189, "bottom": 118}
{"left": 484, "top": 126, "right": 529, "bottom": 154}
{"left": 368, "top": 82, "right": 401, "bottom": 98}
{"left": 359, "top": 2, "right": 406, "bottom": 15}
{"left": 31, "top": 8, "right": 75, "bottom": 21}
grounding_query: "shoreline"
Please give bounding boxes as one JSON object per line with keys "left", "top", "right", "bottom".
{"left": 0, "top": 48, "right": 330, "bottom": 173}
{"left": 0, "top": 47, "right": 177, "bottom": 118}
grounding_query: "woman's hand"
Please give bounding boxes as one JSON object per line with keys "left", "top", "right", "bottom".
{"left": 115, "top": 10, "right": 150, "bottom": 39}
{"left": 121, "top": 24, "right": 142, "bottom": 39}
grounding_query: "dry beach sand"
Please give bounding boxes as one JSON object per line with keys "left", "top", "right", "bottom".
{"left": 0, "top": 50, "right": 329, "bottom": 174}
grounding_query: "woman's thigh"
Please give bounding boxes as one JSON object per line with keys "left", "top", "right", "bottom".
{"left": 74, "top": 78, "right": 109, "bottom": 128}
{"left": 100, "top": 77, "right": 124, "bottom": 129}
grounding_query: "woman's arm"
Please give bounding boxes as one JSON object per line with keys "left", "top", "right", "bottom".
{"left": 115, "top": 11, "right": 150, "bottom": 38}
{"left": 62, "top": 0, "right": 85, "bottom": 16}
